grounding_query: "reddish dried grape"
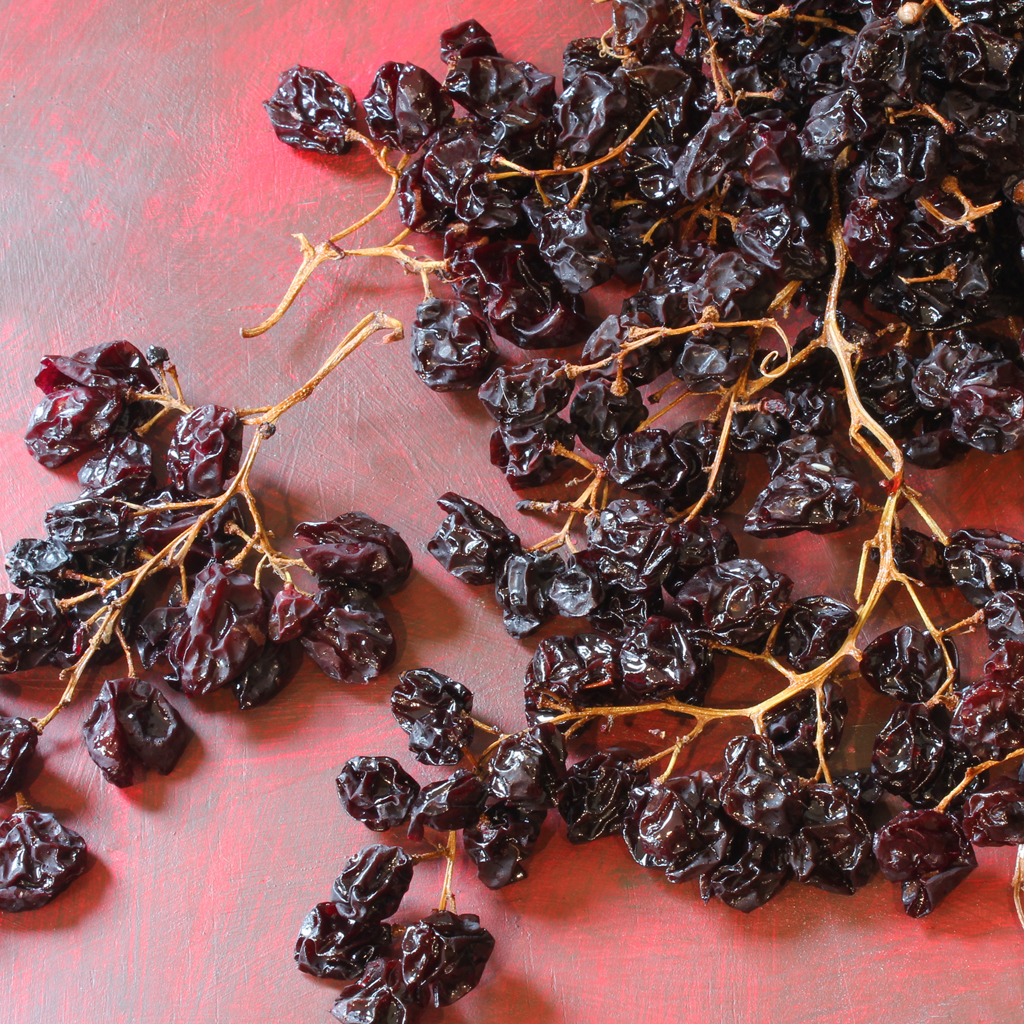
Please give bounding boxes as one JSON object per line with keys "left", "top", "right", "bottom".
{"left": 268, "top": 584, "right": 317, "bottom": 643}
{"left": 170, "top": 562, "right": 267, "bottom": 695}
{"left": 400, "top": 911, "right": 495, "bottom": 1009}
{"left": 720, "top": 735, "right": 806, "bottom": 838}
{"left": 364, "top": 62, "right": 453, "bottom": 153}
{"left": 873, "top": 809, "right": 977, "bottom": 918}
{"left": 295, "top": 902, "right": 390, "bottom": 980}
{"left": 410, "top": 297, "right": 497, "bottom": 392}
{"left": 337, "top": 757, "right": 421, "bottom": 832}
{"left": 296, "top": 512, "right": 412, "bottom": 596}
{"left": 331, "top": 845, "right": 415, "bottom": 924}
{"left": 300, "top": 587, "right": 395, "bottom": 684}
{"left": 77, "top": 435, "right": 154, "bottom": 499}
{"left": 0, "top": 808, "right": 88, "bottom": 912}
{"left": 264, "top": 65, "right": 357, "bottom": 155}
{"left": 34, "top": 340, "right": 157, "bottom": 395}
{"left": 166, "top": 405, "right": 242, "bottom": 499}
{"left": 25, "top": 386, "right": 124, "bottom": 468}
{"left": 464, "top": 801, "right": 545, "bottom": 888}
{"left": 486, "top": 724, "right": 567, "bottom": 810}
{"left": 406, "top": 769, "right": 488, "bottom": 840}
{"left": 427, "top": 492, "right": 521, "bottom": 585}
{"left": 331, "top": 958, "right": 412, "bottom": 1024}
{"left": 232, "top": 640, "right": 298, "bottom": 710}
{"left": 391, "top": 669, "right": 474, "bottom": 766}
{"left": 559, "top": 750, "right": 644, "bottom": 844}
{"left": 0, "top": 716, "right": 37, "bottom": 800}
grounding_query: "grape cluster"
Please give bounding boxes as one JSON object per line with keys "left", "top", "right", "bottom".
{"left": 0, "top": 324, "right": 413, "bottom": 913}
{"left": 252, "top": 0, "right": 1024, "bottom": 1019}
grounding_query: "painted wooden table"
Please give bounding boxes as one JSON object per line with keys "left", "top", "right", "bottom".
{"left": 1, "top": 2, "right": 1022, "bottom": 1022}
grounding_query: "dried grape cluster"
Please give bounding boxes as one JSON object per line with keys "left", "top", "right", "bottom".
{"left": 0, "top": 317, "right": 417, "bottom": 913}
{"left": 252, "top": 1, "right": 1024, "bottom": 1019}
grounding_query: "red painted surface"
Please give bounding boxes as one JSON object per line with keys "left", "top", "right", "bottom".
{"left": 1, "top": 3, "right": 1023, "bottom": 1022}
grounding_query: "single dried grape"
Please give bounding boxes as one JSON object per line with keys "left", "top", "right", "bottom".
{"left": 486, "top": 724, "right": 567, "bottom": 810}
{"left": 963, "top": 776, "right": 1024, "bottom": 846}
{"left": 300, "top": 587, "right": 395, "bottom": 684}
{"left": 788, "top": 784, "right": 874, "bottom": 896}
{"left": 410, "top": 298, "right": 497, "bottom": 391}
{"left": 268, "top": 584, "right": 317, "bottom": 643}
{"left": 166, "top": 405, "right": 242, "bottom": 499}
{"left": 76, "top": 435, "right": 154, "bottom": 499}
{"left": 295, "top": 902, "right": 390, "bottom": 980}
{"left": 264, "top": 65, "right": 357, "bottom": 155}
{"left": 232, "top": 640, "right": 298, "bottom": 710}
{"left": 950, "top": 678, "right": 1024, "bottom": 760}
{"left": 406, "top": 770, "right": 488, "bottom": 840}
{"left": 763, "top": 680, "right": 847, "bottom": 778}
{"left": 557, "top": 750, "right": 641, "bottom": 844}
{"left": 169, "top": 562, "right": 267, "bottom": 695}
{"left": 0, "top": 808, "right": 88, "bottom": 912}
{"left": 873, "top": 809, "right": 977, "bottom": 918}
{"left": 296, "top": 512, "right": 413, "bottom": 596}
{"left": 332, "top": 845, "right": 415, "bottom": 924}
{"left": 720, "top": 735, "right": 806, "bottom": 838}
{"left": 493, "top": 551, "right": 561, "bottom": 638}
{"left": 44, "top": 497, "right": 135, "bottom": 552}
{"left": 704, "top": 827, "right": 792, "bottom": 913}
{"left": 391, "top": 669, "right": 474, "bottom": 766}
{"left": 464, "top": 801, "right": 545, "bottom": 888}
{"left": 619, "top": 615, "right": 712, "bottom": 703}
{"left": 623, "top": 771, "right": 735, "bottom": 883}
{"left": 771, "top": 597, "right": 857, "bottom": 674}
{"left": 364, "top": 63, "right": 452, "bottom": 153}
{"left": 331, "top": 958, "right": 412, "bottom": 1024}
{"left": 337, "top": 757, "right": 421, "bottom": 833}
{"left": 401, "top": 911, "right": 495, "bottom": 1009}
{"left": 427, "top": 492, "right": 521, "bottom": 585}
{"left": 671, "top": 559, "right": 793, "bottom": 649}
{"left": 0, "top": 716, "right": 37, "bottom": 800}
{"left": 860, "top": 626, "right": 954, "bottom": 702}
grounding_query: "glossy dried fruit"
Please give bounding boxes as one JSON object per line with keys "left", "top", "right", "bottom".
{"left": 559, "top": 750, "right": 645, "bottom": 844}
{"left": 331, "top": 958, "right": 412, "bottom": 1024}
{"left": 788, "top": 784, "right": 874, "bottom": 895}
{"left": 400, "top": 911, "right": 495, "bottom": 1008}
{"left": 264, "top": 65, "right": 358, "bottom": 155}
{"left": 720, "top": 735, "right": 806, "bottom": 838}
{"left": 364, "top": 63, "right": 452, "bottom": 153}
{"left": 82, "top": 677, "right": 189, "bottom": 786}
{"left": 300, "top": 587, "right": 395, "bottom": 684}
{"left": 295, "top": 902, "right": 391, "bottom": 980}
{"left": 464, "top": 801, "right": 545, "bottom": 888}
{"left": 860, "top": 626, "right": 953, "bottom": 702}
{"left": 166, "top": 405, "right": 242, "bottom": 499}
{"left": 337, "top": 757, "right": 421, "bottom": 832}
{"left": 170, "top": 562, "right": 267, "bottom": 695}
{"left": 296, "top": 512, "right": 413, "bottom": 595}
{"left": 486, "top": 724, "right": 567, "bottom": 810}
{"left": 332, "top": 845, "right": 415, "bottom": 924}
{"left": 410, "top": 297, "right": 498, "bottom": 391}
{"left": 623, "top": 771, "right": 734, "bottom": 882}
{"left": 406, "top": 769, "right": 488, "bottom": 840}
{"left": 0, "top": 716, "right": 37, "bottom": 800}
{"left": 427, "top": 492, "right": 521, "bottom": 585}
{"left": 391, "top": 669, "right": 474, "bottom": 766}
{"left": 873, "top": 809, "right": 977, "bottom": 918}
{"left": 0, "top": 808, "right": 88, "bottom": 912}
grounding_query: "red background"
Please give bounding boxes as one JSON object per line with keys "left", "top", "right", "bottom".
{"left": 2, "top": 2, "right": 1023, "bottom": 1022}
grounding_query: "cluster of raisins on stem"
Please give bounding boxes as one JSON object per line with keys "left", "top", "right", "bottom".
{"left": 245, "top": 6, "right": 1024, "bottom": 1009}
{"left": 0, "top": 311, "right": 418, "bottom": 913}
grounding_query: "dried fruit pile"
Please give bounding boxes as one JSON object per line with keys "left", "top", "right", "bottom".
{"left": 8, "top": 0, "right": 1024, "bottom": 1020}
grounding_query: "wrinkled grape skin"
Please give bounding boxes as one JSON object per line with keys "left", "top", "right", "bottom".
{"left": 860, "top": 626, "right": 953, "bottom": 702}
{"left": 559, "top": 750, "right": 645, "bottom": 844}
{"left": 166, "top": 405, "right": 242, "bottom": 499}
{"left": 300, "top": 587, "right": 395, "bottom": 684}
{"left": 400, "top": 911, "right": 496, "bottom": 1009}
{"left": 763, "top": 680, "right": 847, "bottom": 778}
{"left": 788, "top": 784, "right": 875, "bottom": 896}
{"left": 963, "top": 776, "right": 1024, "bottom": 846}
{"left": 623, "top": 772, "right": 734, "bottom": 882}
{"left": 295, "top": 512, "right": 413, "bottom": 596}
{"left": 873, "top": 809, "right": 977, "bottom": 918}
{"left": 331, "top": 958, "right": 412, "bottom": 1024}
{"left": 0, "top": 716, "right": 38, "bottom": 800}
{"left": 337, "top": 757, "right": 421, "bottom": 832}
{"left": 82, "top": 677, "right": 190, "bottom": 786}
{"left": 406, "top": 770, "right": 488, "bottom": 840}
{"left": 364, "top": 63, "right": 452, "bottom": 153}
{"left": 391, "top": 669, "right": 474, "bottom": 766}
{"left": 486, "top": 724, "right": 567, "bottom": 810}
{"left": 0, "top": 809, "right": 88, "bottom": 912}
{"left": 427, "top": 492, "right": 521, "bottom": 585}
{"left": 331, "top": 845, "right": 415, "bottom": 924}
{"left": 170, "top": 562, "right": 267, "bottom": 696}
{"left": 671, "top": 559, "right": 793, "bottom": 648}
{"left": 464, "top": 801, "right": 545, "bottom": 888}
{"left": 410, "top": 298, "right": 498, "bottom": 392}
{"left": 295, "top": 902, "right": 391, "bottom": 980}
{"left": 771, "top": 597, "right": 856, "bottom": 674}
{"left": 720, "top": 735, "right": 806, "bottom": 838}
{"left": 264, "top": 65, "right": 357, "bottom": 155}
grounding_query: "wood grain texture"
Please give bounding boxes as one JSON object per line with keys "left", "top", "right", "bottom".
{"left": 1, "top": 2, "right": 1023, "bottom": 1022}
